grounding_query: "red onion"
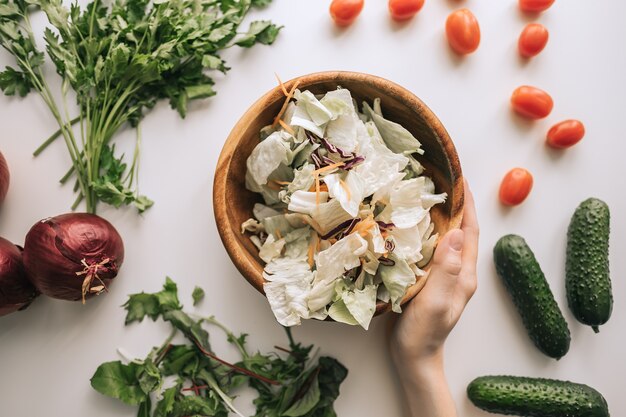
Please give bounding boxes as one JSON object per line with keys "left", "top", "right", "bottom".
{"left": 0, "top": 237, "right": 39, "bottom": 317}
{"left": 0, "top": 151, "right": 9, "bottom": 205}
{"left": 23, "top": 213, "right": 124, "bottom": 303}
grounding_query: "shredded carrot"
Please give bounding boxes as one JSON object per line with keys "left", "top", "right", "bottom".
{"left": 307, "top": 231, "right": 317, "bottom": 268}
{"left": 272, "top": 80, "right": 301, "bottom": 128}
{"left": 339, "top": 179, "right": 351, "bottom": 200}
{"left": 273, "top": 180, "right": 292, "bottom": 185}
{"left": 351, "top": 216, "right": 376, "bottom": 237}
{"left": 278, "top": 119, "right": 295, "bottom": 135}
{"left": 312, "top": 161, "right": 344, "bottom": 176}
{"left": 275, "top": 229, "right": 282, "bottom": 240}
{"left": 275, "top": 73, "right": 288, "bottom": 96}
{"left": 266, "top": 180, "right": 283, "bottom": 191}
{"left": 315, "top": 175, "right": 321, "bottom": 206}
{"left": 308, "top": 183, "right": 328, "bottom": 192}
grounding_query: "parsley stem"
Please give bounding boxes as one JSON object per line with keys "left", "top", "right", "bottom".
{"left": 33, "top": 116, "right": 81, "bottom": 157}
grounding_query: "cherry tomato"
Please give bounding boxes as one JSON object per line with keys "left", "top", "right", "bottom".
{"left": 519, "top": 0, "right": 554, "bottom": 13}
{"left": 499, "top": 168, "right": 534, "bottom": 206}
{"left": 546, "top": 120, "right": 585, "bottom": 149}
{"left": 330, "top": 0, "right": 364, "bottom": 27}
{"left": 518, "top": 23, "right": 549, "bottom": 58}
{"left": 446, "top": 9, "right": 481, "bottom": 55}
{"left": 389, "top": 0, "right": 425, "bottom": 21}
{"left": 510, "top": 86, "right": 553, "bottom": 119}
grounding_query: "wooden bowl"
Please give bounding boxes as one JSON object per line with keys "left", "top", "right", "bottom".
{"left": 214, "top": 71, "right": 464, "bottom": 317}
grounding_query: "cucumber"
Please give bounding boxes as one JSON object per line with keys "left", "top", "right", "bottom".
{"left": 467, "top": 375, "right": 610, "bottom": 417}
{"left": 566, "top": 198, "right": 612, "bottom": 333}
{"left": 493, "top": 235, "right": 570, "bottom": 359}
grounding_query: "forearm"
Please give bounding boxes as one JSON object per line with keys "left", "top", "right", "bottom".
{"left": 394, "top": 352, "right": 457, "bottom": 417}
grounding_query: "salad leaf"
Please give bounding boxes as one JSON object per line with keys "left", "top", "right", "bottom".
{"left": 258, "top": 234, "right": 286, "bottom": 263}
{"left": 310, "top": 199, "right": 353, "bottom": 235}
{"left": 290, "top": 100, "right": 326, "bottom": 138}
{"left": 192, "top": 286, "right": 205, "bottom": 306}
{"left": 362, "top": 99, "right": 423, "bottom": 156}
{"left": 294, "top": 90, "right": 333, "bottom": 126}
{"left": 326, "top": 112, "right": 359, "bottom": 153}
{"left": 289, "top": 191, "right": 329, "bottom": 215}
{"left": 253, "top": 203, "right": 281, "bottom": 221}
{"left": 90, "top": 361, "right": 147, "bottom": 406}
{"left": 246, "top": 131, "right": 291, "bottom": 186}
{"left": 124, "top": 277, "right": 182, "bottom": 324}
{"left": 320, "top": 88, "right": 353, "bottom": 119}
{"left": 323, "top": 171, "right": 365, "bottom": 217}
{"left": 264, "top": 258, "right": 316, "bottom": 326}
{"left": 389, "top": 178, "right": 429, "bottom": 229}
{"left": 343, "top": 285, "right": 377, "bottom": 330}
{"left": 377, "top": 255, "right": 416, "bottom": 313}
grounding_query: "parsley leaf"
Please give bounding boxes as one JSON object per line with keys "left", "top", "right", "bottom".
{"left": 94, "top": 278, "right": 348, "bottom": 417}
{"left": 192, "top": 286, "right": 205, "bottom": 306}
{"left": 0, "top": 0, "right": 282, "bottom": 214}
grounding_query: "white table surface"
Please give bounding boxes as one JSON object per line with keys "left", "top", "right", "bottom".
{"left": 1, "top": 0, "right": 625, "bottom": 415}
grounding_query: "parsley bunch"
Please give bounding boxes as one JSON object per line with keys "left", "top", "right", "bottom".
{"left": 91, "top": 278, "right": 348, "bottom": 417}
{"left": 0, "top": 0, "right": 281, "bottom": 213}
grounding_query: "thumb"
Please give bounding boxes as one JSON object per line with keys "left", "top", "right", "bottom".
{"left": 427, "top": 229, "right": 464, "bottom": 292}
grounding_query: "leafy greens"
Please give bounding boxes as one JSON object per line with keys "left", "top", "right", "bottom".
{"left": 0, "top": 0, "right": 281, "bottom": 213}
{"left": 92, "top": 278, "right": 348, "bottom": 417}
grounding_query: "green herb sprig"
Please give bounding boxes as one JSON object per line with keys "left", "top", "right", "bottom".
{"left": 0, "top": 0, "right": 281, "bottom": 213}
{"left": 91, "top": 278, "right": 348, "bottom": 417}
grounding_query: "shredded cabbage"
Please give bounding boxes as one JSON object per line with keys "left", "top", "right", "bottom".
{"left": 243, "top": 87, "right": 448, "bottom": 329}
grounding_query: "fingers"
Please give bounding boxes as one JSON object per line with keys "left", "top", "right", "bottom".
{"left": 427, "top": 228, "right": 465, "bottom": 296}
{"left": 461, "top": 180, "right": 479, "bottom": 271}
{"left": 459, "top": 179, "right": 479, "bottom": 300}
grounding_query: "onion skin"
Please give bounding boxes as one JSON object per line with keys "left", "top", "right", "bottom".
{"left": 0, "top": 151, "right": 9, "bottom": 205}
{"left": 0, "top": 237, "right": 39, "bottom": 317}
{"left": 23, "top": 213, "right": 124, "bottom": 302}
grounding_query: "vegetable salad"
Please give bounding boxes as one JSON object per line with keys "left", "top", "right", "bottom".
{"left": 243, "top": 86, "right": 447, "bottom": 329}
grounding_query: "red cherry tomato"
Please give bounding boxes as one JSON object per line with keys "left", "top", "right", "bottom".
{"left": 330, "top": 0, "right": 364, "bottom": 27}
{"left": 389, "top": 0, "right": 425, "bottom": 21}
{"left": 547, "top": 120, "right": 585, "bottom": 149}
{"left": 519, "top": 0, "right": 554, "bottom": 13}
{"left": 518, "top": 23, "right": 549, "bottom": 58}
{"left": 510, "top": 86, "right": 554, "bottom": 119}
{"left": 445, "top": 9, "right": 481, "bottom": 55}
{"left": 499, "top": 168, "right": 534, "bottom": 206}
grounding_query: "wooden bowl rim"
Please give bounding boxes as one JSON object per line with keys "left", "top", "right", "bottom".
{"left": 213, "top": 70, "right": 464, "bottom": 316}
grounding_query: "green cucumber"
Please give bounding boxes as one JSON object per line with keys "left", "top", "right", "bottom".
{"left": 566, "top": 198, "right": 612, "bottom": 333}
{"left": 467, "top": 375, "right": 610, "bottom": 417}
{"left": 493, "top": 235, "right": 570, "bottom": 359}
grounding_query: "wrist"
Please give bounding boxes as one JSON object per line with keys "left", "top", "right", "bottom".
{"left": 393, "top": 348, "right": 445, "bottom": 385}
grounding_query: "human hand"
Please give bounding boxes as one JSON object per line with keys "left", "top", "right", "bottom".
{"left": 391, "top": 180, "right": 479, "bottom": 366}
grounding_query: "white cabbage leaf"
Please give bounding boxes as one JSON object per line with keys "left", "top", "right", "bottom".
{"left": 259, "top": 234, "right": 285, "bottom": 263}
{"left": 253, "top": 203, "right": 281, "bottom": 221}
{"left": 262, "top": 215, "right": 294, "bottom": 239}
{"left": 290, "top": 100, "right": 326, "bottom": 138}
{"left": 294, "top": 90, "right": 332, "bottom": 126}
{"left": 328, "top": 299, "right": 359, "bottom": 326}
{"left": 283, "top": 227, "right": 312, "bottom": 259}
{"left": 320, "top": 89, "right": 353, "bottom": 119}
{"left": 377, "top": 254, "right": 416, "bottom": 313}
{"left": 263, "top": 258, "right": 315, "bottom": 327}
{"left": 241, "top": 218, "right": 264, "bottom": 234}
{"left": 323, "top": 171, "right": 365, "bottom": 217}
{"left": 362, "top": 99, "right": 423, "bottom": 156}
{"left": 288, "top": 190, "right": 329, "bottom": 214}
{"left": 342, "top": 285, "right": 377, "bottom": 330}
{"left": 325, "top": 111, "right": 359, "bottom": 153}
{"left": 389, "top": 225, "right": 423, "bottom": 264}
{"left": 246, "top": 130, "right": 291, "bottom": 185}
{"left": 310, "top": 198, "right": 354, "bottom": 235}
{"left": 308, "top": 233, "right": 368, "bottom": 311}
{"left": 390, "top": 178, "right": 429, "bottom": 229}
